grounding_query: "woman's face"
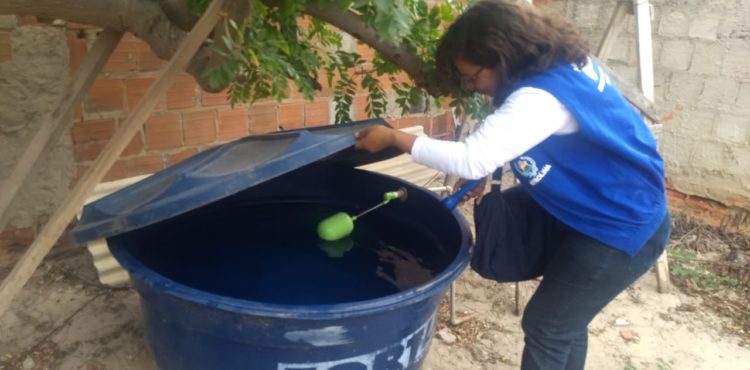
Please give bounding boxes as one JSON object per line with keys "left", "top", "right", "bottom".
{"left": 453, "top": 56, "right": 499, "bottom": 96}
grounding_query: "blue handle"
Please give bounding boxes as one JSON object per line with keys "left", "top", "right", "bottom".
{"left": 441, "top": 179, "right": 484, "bottom": 210}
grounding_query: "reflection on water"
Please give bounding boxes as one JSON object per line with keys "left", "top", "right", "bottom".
{"left": 127, "top": 201, "right": 447, "bottom": 305}
{"left": 375, "top": 243, "right": 436, "bottom": 291}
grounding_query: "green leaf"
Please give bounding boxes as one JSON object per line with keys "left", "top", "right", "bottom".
{"left": 200, "top": 0, "right": 468, "bottom": 123}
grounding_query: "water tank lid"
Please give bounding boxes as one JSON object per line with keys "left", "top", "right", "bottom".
{"left": 73, "top": 119, "right": 401, "bottom": 243}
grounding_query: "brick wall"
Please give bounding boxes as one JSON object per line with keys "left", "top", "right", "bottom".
{"left": 0, "top": 17, "right": 455, "bottom": 265}
{"left": 68, "top": 26, "right": 454, "bottom": 184}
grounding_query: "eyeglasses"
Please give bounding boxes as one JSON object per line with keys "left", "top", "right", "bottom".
{"left": 459, "top": 66, "right": 485, "bottom": 85}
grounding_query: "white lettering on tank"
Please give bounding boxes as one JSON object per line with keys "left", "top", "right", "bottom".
{"left": 277, "top": 313, "right": 436, "bottom": 370}
{"left": 284, "top": 326, "right": 353, "bottom": 347}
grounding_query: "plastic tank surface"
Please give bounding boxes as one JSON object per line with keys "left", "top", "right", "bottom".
{"left": 107, "top": 164, "right": 471, "bottom": 370}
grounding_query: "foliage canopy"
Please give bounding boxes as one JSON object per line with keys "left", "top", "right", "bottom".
{"left": 190, "top": 0, "right": 491, "bottom": 123}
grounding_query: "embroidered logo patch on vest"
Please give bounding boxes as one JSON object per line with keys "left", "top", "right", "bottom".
{"left": 514, "top": 156, "right": 551, "bottom": 186}
{"left": 515, "top": 156, "right": 538, "bottom": 178}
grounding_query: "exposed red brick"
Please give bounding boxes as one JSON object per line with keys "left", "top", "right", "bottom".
{"left": 353, "top": 95, "right": 369, "bottom": 121}
{"left": 18, "top": 16, "right": 38, "bottom": 25}
{"left": 0, "top": 226, "right": 34, "bottom": 265}
{"left": 287, "top": 81, "right": 305, "bottom": 101}
{"left": 105, "top": 154, "right": 164, "bottom": 181}
{"left": 217, "top": 108, "right": 249, "bottom": 141}
{"left": 71, "top": 119, "right": 116, "bottom": 144}
{"left": 0, "top": 226, "right": 34, "bottom": 247}
{"left": 354, "top": 41, "right": 375, "bottom": 62}
{"left": 201, "top": 89, "right": 230, "bottom": 106}
{"left": 166, "top": 148, "right": 198, "bottom": 167}
{"left": 125, "top": 77, "right": 165, "bottom": 111}
{"left": 166, "top": 73, "right": 197, "bottom": 109}
{"left": 685, "top": 195, "right": 724, "bottom": 211}
{"left": 304, "top": 100, "right": 330, "bottom": 127}
{"left": 0, "top": 32, "right": 11, "bottom": 63}
{"left": 391, "top": 116, "right": 430, "bottom": 130}
{"left": 135, "top": 38, "right": 163, "bottom": 71}
{"left": 86, "top": 79, "right": 124, "bottom": 112}
{"left": 297, "top": 16, "right": 312, "bottom": 29}
{"left": 315, "top": 70, "right": 334, "bottom": 97}
{"left": 183, "top": 110, "right": 217, "bottom": 145}
{"left": 392, "top": 71, "right": 412, "bottom": 86}
{"left": 74, "top": 141, "right": 106, "bottom": 161}
{"left": 249, "top": 102, "right": 278, "bottom": 134}
{"left": 431, "top": 112, "right": 453, "bottom": 137}
{"left": 144, "top": 112, "right": 182, "bottom": 150}
{"left": 279, "top": 102, "right": 305, "bottom": 130}
{"left": 104, "top": 34, "right": 138, "bottom": 73}
{"left": 666, "top": 188, "right": 687, "bottom": 201}
{"left": 66, "top": 30, "right": 88, "bottom": 73}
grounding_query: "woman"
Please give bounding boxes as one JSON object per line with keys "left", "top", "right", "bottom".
{"left": 354, "top": 1, "right": 671, "bottom": 369}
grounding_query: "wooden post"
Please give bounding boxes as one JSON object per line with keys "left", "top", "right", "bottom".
{"left": 0, "top": 0, "right": 231, "bottom": 316}
{"left": 632, "top": 0, "right": 671, "bottom": 293}
{"left": 634, "top": 0, "right": 655, "bottom": 101}
{"left": 0, "top": 29, "right": 123, "bottom": 235}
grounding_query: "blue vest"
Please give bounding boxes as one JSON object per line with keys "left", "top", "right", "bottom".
{"left": 495, "top": 58, "right": 667, "bottom": 255}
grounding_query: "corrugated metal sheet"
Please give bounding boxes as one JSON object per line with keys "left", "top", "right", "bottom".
{"left": 80, "top": 175, "right": 149, "bottom": 286}
{"left": 82, "top": 126, "right": 444, "bottom": 286}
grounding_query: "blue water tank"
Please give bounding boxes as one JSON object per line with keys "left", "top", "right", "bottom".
{"left": 75, "top": 120, "right": 472, "bottom": 370}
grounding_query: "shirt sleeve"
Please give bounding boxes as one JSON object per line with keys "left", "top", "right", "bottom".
{"left": 410, "top": 86, "right": 579, "bottom": 179}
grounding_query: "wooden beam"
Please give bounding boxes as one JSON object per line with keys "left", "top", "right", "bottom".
{"left": 595, "top": 58, "right": 660, "bottom": 122}
{"left": 0, "top": 0, "right": 231, "bottom": 316}
{"left": 0, "top": 29, "right": 123, "bottom": 235}
{"left": 597, "top": 0, "right": 631, "bottom": 60}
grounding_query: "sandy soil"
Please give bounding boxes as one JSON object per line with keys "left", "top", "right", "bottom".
{"left": 1, "top": 212, "right": 749, "bottom": 370}
{"left": 423, "top": 265, "right": 750, "bottom": 370}
{"left": 422, "top": 205, "right": 750, "bottom": 370}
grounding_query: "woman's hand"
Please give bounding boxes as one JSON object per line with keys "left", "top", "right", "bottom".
{"left": 355, "top": 125, "right": 417, "bottom": 154}
{"left": 354, "top": 125, "right": 396, "bottom": 152}
{"left": 454, "top": 177, "right": 487, "bottom": 205}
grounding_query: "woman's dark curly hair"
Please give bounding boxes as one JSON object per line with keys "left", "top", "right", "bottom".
{"left": 436, "top": 0, "right": 588, "bottom": 90}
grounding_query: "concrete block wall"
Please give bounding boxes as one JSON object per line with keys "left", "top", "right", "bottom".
{"left": 0, "top": 16, "right": 455, "bottom": 264}
{"left": 537, "top": 0, "right": 750, "bottom": 230}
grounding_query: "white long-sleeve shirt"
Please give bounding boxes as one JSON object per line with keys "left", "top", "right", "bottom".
{"left": 411, "top": 87, "right": 580, "bottom": 179}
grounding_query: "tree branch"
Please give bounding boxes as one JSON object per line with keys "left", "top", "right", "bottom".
{"left": 158, "top": 0, "right": 198, "bottom": 31}
{"left": 1, "top": 0, "right": 446, "bottom": 95}
{"left": 301, "top": 3, "right": 444, "bottom": 97}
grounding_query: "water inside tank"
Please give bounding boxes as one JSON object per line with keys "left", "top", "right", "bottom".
{"left": 115, "top": 201, "right": 452, "bottom": 305}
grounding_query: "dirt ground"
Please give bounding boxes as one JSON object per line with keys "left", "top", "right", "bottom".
{"left": 0, "top": 211, "right": 749, "bottom": 370}
{"left": 422, "top": 209, "right": 750, "bottom": 370}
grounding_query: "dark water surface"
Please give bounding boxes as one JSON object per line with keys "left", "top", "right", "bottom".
{"left": 120, "top": 201, "right": 450, "bottom": 305}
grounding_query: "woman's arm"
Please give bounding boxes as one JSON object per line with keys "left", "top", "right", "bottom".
{"left": 411, "top": 87, "right": 578, "bottom": 179}
{"left": 355, "top": 87, "right": 578, "bottom": 179}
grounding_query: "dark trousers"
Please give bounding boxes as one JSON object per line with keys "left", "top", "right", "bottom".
{"left": 471, "top": 186, "right": 671, "bottom": 370}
